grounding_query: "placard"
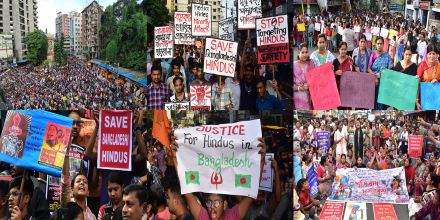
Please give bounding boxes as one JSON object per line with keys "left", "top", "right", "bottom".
{"left": 192, "top": 4, "right": 212, "bottom": 36}
{"left": 203, "top": 38, "right": 238, "bottom": 77}
{"left": 174, "top": 12, "right": 194, "bottom": 45}
{"left": 377, "top": 69, "right": 418, "bottom": 110}
{"left": 155, "top": 26, "right": 174, "bottom": 59}
{"left": 314, "top": 23, "right": 321, "bottom": 31}
{"left": 164, "top": 102, "right": 190, "bottom": 111}
{"left": 343, "top": 202, "right": 367, "bottom": 220}
{"left": 305, "top": 63, "right": 341, "bottom": 110}
{"left": 219, "top": 18, "right": 235, "bottom": 41}
{"left": 175, "top": 120, "right": 262, "bottom": 198}
{"left": 237, "top": 0, "right": 262, "bottom": 29}
{"left": 372, "top": 27, "right": 380, "bottom": 36}
{"left": 307, "top": 164, "right": 318, "bottom": 197}
{"left": 420, "top": 82, "right": 440, "bottom": 110}
{"left": 256, "top": 15, "right": 290, "bottom": 64}
{"left": 340, "top": 72, "right": 376, "bottom": 109}
{"left": 259, "top": 153, "right": 274, "bottom": 192}
{"left": 388, "top": 29, "right": 398, "bottom": 40}
{"left": 320, "top": 202, "right": 345, "bottom": 220}
{"left": 354, "top": 25, "right": 361, "bottom": 33}
{"left": 408, "top": 135, "right": 423, "bottom": 159}
{"left": 190, "top": 85, "right": 212, "bottom": 110}
{"left": 316, "top": 131, "right": 331, "bottom": 155}
{"left": 46, "top": 175, "right": 61, "bottom": 212}
{"left": 380, "top": 28, "right": 389, "bottom": 38}
{"left": 297, "top": 23, "right": 305, "bottom": 32}
{"left": 365, "top": 33, "right": 373, "bottom": 41}
{"left": 373, "top": 203, "right": 398, "bottom": 220}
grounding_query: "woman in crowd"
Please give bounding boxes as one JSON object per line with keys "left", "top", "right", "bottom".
{"left": 294, "top": 43, "right": 314, "bottom": 110}
{"left": 317, "top": 156, "right": 334, "bottom": 197}
{"left": 333, "top": 42, "right": 354, "bottom": 91}
{"left": 392, "top": 45, "right": 418, "bottom": 76}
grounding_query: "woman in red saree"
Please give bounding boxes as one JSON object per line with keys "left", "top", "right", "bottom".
{"left": 333, "top": 42, "right": 355, "bottom": 91}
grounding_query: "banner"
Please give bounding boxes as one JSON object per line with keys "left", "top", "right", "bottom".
{"left": 305, "top": 63, "right": 341, "bottom": 110}
{"left": 259, "top": 153, "right": 274, "bottom": 192}
{"left": 408, "top": 135, "right": 423, "bottom": 158}
{"left": 0, "top": 110, "right": 73, "bottom": 177}
{"left": 297, "top": 23, "right": 305, "bottom": 32}
{"left": 203, "top": 38, "right": 238, "bottom": 77}
{"left": 98, "top": 110, "right": 132, "bottom": 171}
{"left": 175, "top": 120, "right": 262, "bottom": 198}
{"left": 174, "top": 12, "right": 194, "bottom": 45}
{"left": 256, "top": 15, "right": 289, "bottom": 64}
{"left": 155, "top": 26, "right": 174, "bottom": 59}
{"left": 420, "top": 82, "right": 440, "bottom": 110}
{"left": 237, "top": 0, "right": 262, "bottom": 29}
{"left": 320, "top": 202, "right": 345, "bottom": 220}
{"left": 190, "top": 85, "right": 212, "bottom": 110}
{"left": 329, "top": 167, "right": 410, "bottom": 203}
{"left": 340, "top": 72, "right": 376, "bottom": 109}
{"left": 316, "top": 131, "right": 331, "bottom": 155}
{"left": 373, "top": 203, "right": 398, "bottom": 220}
{"left": 219, "top": 18, "right": 235, "bottom": 41}
{"left": 164, "top": 102, "right": 190, "bottom": 111}
{"left": 344, "top": 202, "right": 367, "bottom": 220}
{"left": 307, "top": 164, "right": 318, "bottom": 197}
{"left": 192, "top": 4, "right": 212, "bottom": 36}
{"left": 46, "top": 175, "right": 61, "bottom": 212}
{"left": 378, "top": 69, "right": 418, "bottom": 110}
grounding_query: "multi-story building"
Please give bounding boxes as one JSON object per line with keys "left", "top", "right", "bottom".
{"left": 175, "top": 0, "right": 189, "bottom": 12}
{"left": 0, "top": 0, "right": 38, "bottom": 62}
{"left": 69, "top": 11, "right": 82, "bottom": 56}
{"left": 82, "top": 0, "right": 103, "bottom": 59}
{"left": 55, "top": 12, "right": 71, "bottom": 52}
{"left": 0, "top": 34, "right": 13, "bottom": 62}
{"left": 406, "top": 0, "right": 440, "bottom": 29}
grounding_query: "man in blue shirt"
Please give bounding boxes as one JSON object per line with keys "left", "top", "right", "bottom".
{"left": 256, "top": 78, "right": 284, "bottom": 110}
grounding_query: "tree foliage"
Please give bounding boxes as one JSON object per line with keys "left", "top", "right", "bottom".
{"left": 54, "top": 35, "right": 67, "bottom": 65}
{"left": 25, "top": 30, "right": 48, "bottom": 66}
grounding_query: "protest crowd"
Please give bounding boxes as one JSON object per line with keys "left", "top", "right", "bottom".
{"left": 293, "top": 9, "right": 440, "bottom": 110}
{"left": 0, "top": 57, "right": 145, "bottom": 110}
{"left": 293, "top": 110, "right": 440, "bottom": 220}
{"left": 0, "top": 109, "right": 293, "bottom": 220}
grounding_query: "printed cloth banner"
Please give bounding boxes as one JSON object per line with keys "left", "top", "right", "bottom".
{"left": 378, "top": 69, "right": 418, "bottom": 110}
{"left": 46, "top": 175, "right": 62, "bottom": 212}
{"left": 237, "top": 0, "right": 262, "bottom": 29}
{"left": 256, "top": 15, "right": 289, "bottom": 64}
{"left": 316, "top": 131, "right": 331, "bottom": 155}
{"left": 190, "top": 85, "right": 212, "bottom": 110}
{"left": 155, "top": 26, "right": 174, "bottom": 59}
{"left": 307, "top": 164, "right": 319, "bottom": 197}
{"left": 340, "top": 71, "right": 375, "bottom": 109}
{"left": 175, "top": 120, "right": 262, "bottom": 198}
{"left": 408, "top": 135, "right": 423, "bottom": 158}
{"left": 0, "top": 110, "right": 73, "bottom": 177}
{"left": 329, "top": 167, "right": 410, "bottom": 203}
{"left": 420, "top": 82, "right": 440, "bottom": 110}
{"left": 192, "top": 4, "right": 212, "bottom": 36}
{"left": 203, "top": 38, "right": 238, "bottom": 77}
{"left": 174, "top": 12, "right": 194, "bottom": 45}
{"left": 259, "top": 153, "right": 274, "bottom": 192}
{"left": 219, "top": 18, "right": 235, "bottom": 41}
{"left": 98, "top": 110, "right": 132, "bottom": 171}
{"left": 305, "top": 63, "right": 341, "bottom": 110}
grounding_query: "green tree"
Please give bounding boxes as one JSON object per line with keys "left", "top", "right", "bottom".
{"left": 54, "top": 35, "right": 67, "bottom": 65}
{"left": 25, "top": 30, "right": 48, "bottom": 66}
{"left": 141, "top": 0, "right": 171, "bottom": 44}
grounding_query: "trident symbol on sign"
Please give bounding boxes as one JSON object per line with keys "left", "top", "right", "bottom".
{"left": 210, "top": 168, "right": 223, "bottom": 190}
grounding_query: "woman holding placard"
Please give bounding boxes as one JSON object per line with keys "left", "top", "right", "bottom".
{"left": 333, "top": 42, "right": 354, "bottom": 92}
{"left": 416, "top": 44, "right": 440, "bottom": 83}
{"left": 294, "top": 43, "right": 314, "bottom": 110}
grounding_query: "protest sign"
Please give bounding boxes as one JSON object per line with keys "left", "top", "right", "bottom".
{"left": 190, "top": 85, "right": 212, "bottom": 110}
{"left": 237, "top": 0, "right": 262, "bottom": 29}
{"left": 192, "top": 4, "right": 212, "bottom": 36}
{"left": 0, "top": 110, "right": 73, "bottom": 177}
{"left": 66, "top": 144, "right": 87, "bottom": 183}
{"left": 368, "top": 114, "right": 375, "bottom": 122}
{"left": 164, "top": 102, "right": 190, "bottom": 111}
{"left": 329, "top": 167, "right": 410, "bottom": 203}
{"left": 354, "top": 25, "right": 361, "bottom": 33}
{"left": 219, "top": 18, "right": 235, "bottom": 41}
{"left": 259, "top": 153, "right": 274, "bottom": 192}
{"left": 46, "top": 175, "right": 61, "bottom": 212}
{"left": 320, "top": 202, "right": 345, "bottom": 220}
{"left": 420, "top": 82, "right": 440, "bottom": 110}
{"left": 155, "top": 26, "right": 174, "bottom": 59}
{"left": 314, "top": 23, "right": 321, "bottom": 31}
{"left": 256, "top": 15, "right": 289, "bottom": 64}
{"left": 389, "top": 29, "right": 398, "bottom": 40}
{"left": 339, "top": 72, "right": 376, "bottom": 109}
{"left": 373, "top": 203, "right": 398, "bottom": 220}
{"left": 305, "top": 63, "right": 341, "bottom": 110}
{"left": 174, "top": 12, "right": 194, "bottom": 45}
{"left": 380, "top": 28, "right": 389, "bottom": 38}
{"left": 203, "top": 38, "right": 238, "bottom": 77}
{"left": 175, "top": 119, "right": 262, "bottom": 198}
{"left": 316, "top": 131, "right": 331, "bottom": 155}
{"left": 343, "top": 202, "right": 367, "bottom": 220}
{"left": 372, "top": 27, "right": 380, "bottom": 36}
{"left": 98, "top": 110, "right": 132, "bottom": 171}
{"left": 307, "top": 164, "right": 318, "bottom": 197}
{"left": 297, "top": 23, "right": 305, "bottom": 32}
{"left": 365, "top": 33, "right": 373, "bottom": 41}
{"left": 408, "top": 135, "right": 423, "bottom": 159}
{"left": 378, "top": 69, "right": 418, "bottom": 110}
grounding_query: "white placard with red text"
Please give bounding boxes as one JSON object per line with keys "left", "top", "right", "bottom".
{"left": 237, "top": 0, "right": 262, "bottom": 29}
{"left": 155, "top": 26, "right": 174, "bottom": 59}
{"left": 174, "top": 12, "right": 194, "bottom": 45}
{"left": 203, "top": 38, "right": 238, "bottom": 77}
{"left": 256, "top": 15, "right": 289, "bottom": 64}
{"left": 192, "top": 4, "right": 212, "bottom": 36}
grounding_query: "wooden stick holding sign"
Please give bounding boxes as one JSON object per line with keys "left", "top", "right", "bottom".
{"left": 17, "top": 169, "right": 28, "bottom": 209}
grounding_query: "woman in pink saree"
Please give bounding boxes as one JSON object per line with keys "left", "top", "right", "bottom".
{"left": 294, "top": 43, "right": 315, "bottom": 109}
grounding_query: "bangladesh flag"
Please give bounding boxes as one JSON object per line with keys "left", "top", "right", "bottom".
{"left": 185, "top": 171, "right": 200, "bottom": 185}
{"left": 235, "top": 174, "right": 251, "bottom": 188}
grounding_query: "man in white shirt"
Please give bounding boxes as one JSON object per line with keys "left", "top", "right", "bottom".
{"left": 342, "top": 23, "right": 356, "bottom": 56}
{"left": 334, "top": 121, "right": 348, "bottom": 163}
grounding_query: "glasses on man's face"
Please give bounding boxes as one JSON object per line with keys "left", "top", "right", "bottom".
{"left": 206, "top": 199, "right": 223, "bottom": 208}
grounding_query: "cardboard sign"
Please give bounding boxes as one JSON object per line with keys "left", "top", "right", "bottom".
{"left": 373, "top": 203, "right": 398, "bottom": 220}
{"left": 175, "top": 120, "right": 262, "bottom": 198}
{"left": 155, "top": 26, "right": 174, "bottom": 59}
{"left": 420, "top": 82, "right": 440, "bottom": 110}
{"left": 190, "top": 85, "right": 212, "bottom": 110}
{"left": 297, "top": 23, "right": 305, "bottom": 32}
{"left": 0, "top": 110, "right": 73, "bottom": 177}
{"left": 98, "top": 110, "right": 132, "bottom": 171}
{"left": 372, "top": 27, "right": 380, "bottom": 36}
{"left": 164, "top": 102, "right": 190, "bottom": 111}
{"left": 378, "top": 69, "right": 418, "bottom": 110}
{"left": 339, "top": 72, "right": 376, "bottom": 109}
{"left": 316, "top": 131, "right": 331, "bottom": 155}
{"left": 259, "top": 153, "right": 274, "bottom": 192}
{"left": 192, "top": 4, "right": 212, "bottom": 36}
{"left": 338, "top": 26, "right": 344, "bottom": 35}
{"left": 314, "top": 22, "right": 321, "bottom": 31}
{"left": 237, "top": 0, "right": 262, "bottom": 29}
{"left": 219, "top": 18, "right": 235, "bottom": 41}
{"left": 203, "top": 38, "right": 238, "bottom": 77}
{"left": 320, "top": 202, "right": 345, "bottom": 220}
{"left": 344, "top": 202, "right": 367, "bottom": 220}
{"left": 388, "top": 29, "right": 398, "bottom": 40}
{"left": 46, "top": 175, "right": 61, "bottom": 212}
{"left": 354, "top": 25, "right": 361, "bottom": 33}
{"left": 305, "top": 63, "right": 341, "bottom": 110}
{"left": 174, "top": 12, "right": 194, "bottom": 45}
{"left": 365, "top": 33, "right": 373, "bottom": 41}
{"left": 256, "top": 15, "right": 290, "bottom": 64}
{"left": 408, "top": 135, "right": 423, "bottom": 159}
{"left": 380, "top": 28, "right": 389, "bottom": 38}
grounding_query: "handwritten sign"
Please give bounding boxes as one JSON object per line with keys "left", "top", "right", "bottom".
{"left": 204, "top": 38, "right": 238, "bottom": 77}
{"left": 192, "top": 4, "right": 212, "bottom": 36}
{"left": 155, "top": 26, "right": 174, "bottom": 59}
{"left": 388, "top": 29, "right": 398, "bottom": 40}
{"left": 380, "top": 28, "right": 389, "bottom": 38}
{"left": 354, "top": 25, "right": 361, "bottom": 33}
{"left": 339, "top": 72, "right": 376, "bottom": 109}
{"left": 238, "top": 0, "right": 262, "bottom": 29}
{"left": 175, "top": 120, "right": 262, "bottom": 198}
{"left": 174, "top": 12, "right": 194, "bottom": 45}
{"left": 316, "top": 131, "right": 331, "bottom": 155}
{"left": 46, "top": 175, "right": 61, "bottom": 212}
{"left": 259, "top": 153, "right": 274, "bottom": 192}
{"left": 256, "top": 15, "right": 289, "bottom": 64}
{"left": 372, "top": 27, "right": 380, "bottom": 36}
{"left": 164, "top": 102, "right": 190, "bottom": 111}
{"left": 420, "top": 82, "right": 440, "bottom": 110}
{"left": 320, "top": 202, "right": 345, "bottom": 220}
{"left": 305, "top": 63, "right": 341, "bottom": 110}
{"left": 314, "top": 23, "right": 321, "bottom": 31}
{"left": 219, "top": 18, "right": 235, "bottom": 41}
{"left": 344, "top": 202, "right": 367, "bottom": 220}
{"left": 297, "top": 23, "right": 305, "bottom": 32}
{"left": 378, "top": 69, "right": 418, "bottom": 110}
{"left": 373, "top": 203, "right": 398, "bottom": 220}
{"left": 98, "top": 110, "right": 132, "bottom": 171}
{"left": 190, "top": 85, "right": 212, "bottom": 110}
{"left": 408, "top": 135, "right": 423, "bottom": 159}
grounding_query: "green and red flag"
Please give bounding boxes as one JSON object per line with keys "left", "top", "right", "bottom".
{"left": 235, "top": 174, "right": 251, "bottom": 188}
{"left": 185, "top": 171, "right": 200, "bottom": 185}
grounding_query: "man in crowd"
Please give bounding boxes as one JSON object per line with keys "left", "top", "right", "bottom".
{"left": 146, "top": 66, "right": 173, "bottom": 109}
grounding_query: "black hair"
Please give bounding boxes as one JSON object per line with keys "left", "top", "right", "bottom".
{"left": 340, "top": 154, "right": 347, "bottom": 159}
{"left": 359, "top": 34, "right": 366, "bottom": 41}
{"left": 430, "top": 173, "right": 440, "bottom": 187}
{"left": 151, "top": 65, "right": 162, "bottom": 74}
{"left": 320, "top": 156, "right": 327, "bottom": 166}
{"left": 244, "top": 63, "right": 254, "bottom": 71}
{"left": 0, "top": 180, "right": 9, "bottom": 197}
{"left": 71, "top": 172, "right": 88, "bottom": 188}
{"left": 403, "top": 45, "right": 412, "bottom": 53}
{"left": 195, "top": 63, "right": 203, "bottom": 70}
{"left": 172, "top": 76, "right": 184, "bottom": 86}
{"left": 9, "top": 176, "right": 33, "bottom": 199}
{"left": 339, "top": 42, "right": 348, "bottom": 49}
{"left": 297, "top": 43, "right": 310, "bottom": 60}
{"left": 255, "top": 77, "right": 266, "bottom": 87}
{"left": 52, "top": 202, "right": 83, "bottom": 220}
{"left": 376, "top": 36, "right": 384, "bottom": 44}
{"left": 296, "top": 178, "right": 308, "bottom": 192}
{"left": 123, "top": 184, "right": 149, "bottom": 204}
{"left": 318, "top": 33, "right": 326, "bottom": 41}
{"left": 427, "top": 43, "right": 439, "bottom": 55}
{"left": 172, "top": 59, "right": 181, "bottom": 68}
{"left": 107, "top": 171, "right": 124, "bottom": 187}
